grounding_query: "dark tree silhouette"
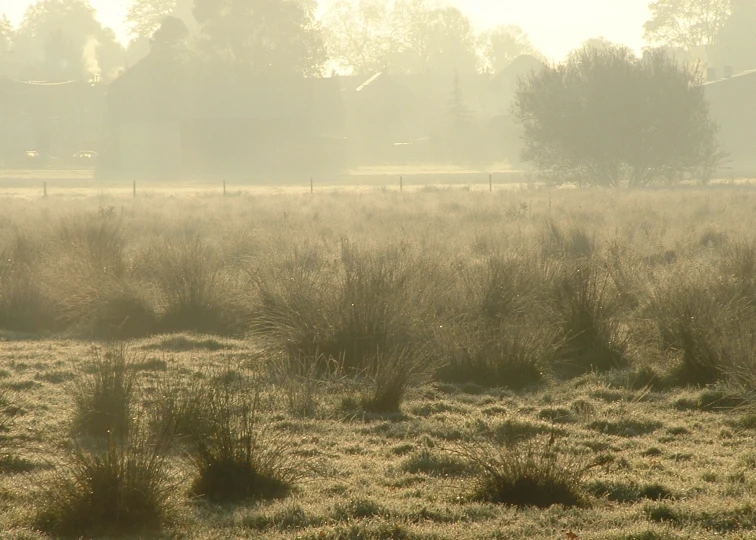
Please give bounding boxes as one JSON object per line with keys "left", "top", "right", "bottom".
{"left": 127, "top": 0, "right": 197, "bottom": 42}
{"left": 192, "top": 0, "right": 326, "bottom": 76}
{"left": 14, "top": 0, "right": 123, "bottom": 82}
{"left": 513, "top": 45, "right": 722, "bottom": 186}
{"left": 480, "top": 25, "right": 537, "bottom": 73}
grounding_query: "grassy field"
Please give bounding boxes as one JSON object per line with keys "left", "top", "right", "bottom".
{"left": 2, "top": 185, "right": 756, "bottom": 539}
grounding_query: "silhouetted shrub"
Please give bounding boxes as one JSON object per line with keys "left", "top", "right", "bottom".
{"left": 513, "top": 45, "right": 722, "bottom": 186}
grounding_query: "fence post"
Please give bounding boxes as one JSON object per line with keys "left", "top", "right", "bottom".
{"left": 133, "top": 181, "right": 136, "bottom": 198}
{"left": 43, "top": 182, "right": 47, "bottom": 197}
{"left": 489, "top": 174, "right": 492, "bottom": 192}
{"left": 310, "top": 177, "right": 313, "bottom": 194}
{"left": 400, "top": 176, "right": 403, "bottom": 193}
{"left": 223, "top": 180, "right": 226, "bottom": 196}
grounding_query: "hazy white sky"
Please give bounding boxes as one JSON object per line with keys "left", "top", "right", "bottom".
{"left": 0, "top": 0, "right": 651, "bottom": 62}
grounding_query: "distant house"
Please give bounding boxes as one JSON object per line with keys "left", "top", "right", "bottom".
{"left": 103, "top": 53, "right": 544, "bottom": 180}
{"left": 105, "top": 54, "right": 346, "bottom": 180}
{"left": 0, "top": 77, "right": 105, "bottom": 166}
{"left": 339, "top": 54, "right": 545, "bottom": 167}
{"left": 705, "top": 70, "right": 756, "bottom": 173}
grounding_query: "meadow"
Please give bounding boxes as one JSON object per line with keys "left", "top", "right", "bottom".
{"left": 1, "top": 184, "right": 756, "bottom": 539}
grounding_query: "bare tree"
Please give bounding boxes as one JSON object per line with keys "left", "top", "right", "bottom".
{"left": 321, "top": 0, "right": 478, "bottom": 75}
{"left": 480, "top": 25, "right": 537, "bottom": 73}
{"left": 644, "top": 0, "right": 731, "bottom": 58}
{"left": 322, "top": 0, "right": 394, "bottom": 75}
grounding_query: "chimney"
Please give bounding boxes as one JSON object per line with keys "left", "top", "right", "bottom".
{"left": 724, "top": 65, "right": 733, "bottom": 78}
{"left": 707, "top": 67, "right": 717, "bottom": 81}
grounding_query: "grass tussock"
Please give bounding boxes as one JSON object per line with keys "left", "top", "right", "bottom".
{"left": 170, "top": 365, "right": 302, "bottom": 502}
{"left": 146, "top": 234, "right": 244, "bottom": 335}
{"left": 360, "top": 346, "right": 432, "bottom": 414}
{"left": 552, "top": 259, "right": 628, "bottom": 376}
{"left": 647, "top": 271, "right": 754, "bottom": 386}
{"left": 36, "top": 422, "right": 175, "bottom": 537}
{"left": 253, "top": 242, "right": 430, "bottom": 372}
{"left": 70, "top": 344, "right": 137, "bottom": 440}
{"left": 435, "top": 322, "right": 561, "bottom": 390}
{"left": 0, "top": 235, "right": 53, "bottom": 333}
{"left": 454, "top": 435, "right": 597, "bottom": 508}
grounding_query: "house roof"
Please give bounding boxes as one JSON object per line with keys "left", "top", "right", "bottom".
{"left": 0, "top": 76, "right": 105, "bottom": 118}
{"left": 108, "top": 52, "right": 344, "bottom": 122}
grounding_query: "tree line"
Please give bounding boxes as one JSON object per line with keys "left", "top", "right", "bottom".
{"left": 1, "top": 0, "right": 754, "bottom": 82}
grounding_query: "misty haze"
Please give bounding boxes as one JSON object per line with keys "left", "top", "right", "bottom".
{"left": 1, "top": 1, "right": 756, "bottom": 538}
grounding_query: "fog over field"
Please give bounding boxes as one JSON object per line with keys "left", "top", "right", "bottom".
{"left": 2, "top": 1, "right": 756, "bottom": 539}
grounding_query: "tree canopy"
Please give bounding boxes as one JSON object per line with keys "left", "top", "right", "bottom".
{"left": 126, "top": 0, "right": 197, "bottom": 42}
{"left": 513, "top": 45, "right": 721, "bottom": 186}
{"left": 13, "top": 0, "right": 123, "bottom": 81}
{"left": 322, "top": 0, "right": 478, "bottom": 75}
{"left": 479, "top": 25, "right": 537, "bottom": 73}
{"left": 644, "top": 0, "right": 731, "bottom": 59}
{"left": 192, "top": 0, "right": 326, "bottom": 76}
{"left": 0, "top": 15, "right": 14, "bottom": 76}
{"left": 322, "top": 0, "right": 393, "bottom": 75}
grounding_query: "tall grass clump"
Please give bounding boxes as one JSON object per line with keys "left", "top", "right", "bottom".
{"left": 254, "top": 241, "right": 431, "bottom": 372}
{"left": 54, "top": 270, "right": 158, "bottom": 339}
{"left": 57, "top": 212, "right": 127, "bottom": 277}
{"left": 36, "top": 421, "right": 175, "bottom": 537}
{"left": 173, "top": 365, "right": 301, "bottom": 502}
{"left": 42, "top": 213, "right": 158, "bottom": 338}
{"left": 0, "top": 235, "right": 53, "bottom": 333}
{"left": 541, "top": 219, "right": 595, "bottom": 260}
{"left": 648, "top": 271, "right": 752, "bottom": 386}
{"left": 551, "top": 259, "right": 628, "bottom": 376}
{"left": 268, "top": 352, "right": 331, "bottom": 419}
{"left": 71, "top": 344, "right": 137, "bottom": 440}
{"left": 721, "top": 238, "right": 756, "bottom": 299}
{"left": 454, "top": 435, "right": 593, "bottom": 508}
{"left": 470, "top": 254, "right": 546, "bottom": 322}
{"left": 146, "top": 234, "right": 242, "bottom": 335}
{"left": 432, "top": 252, "right": 560, "bottom": 389}
{"left": 359, "top": 346, "right": 432, "bottom": 413}
{"left": 434, "top": 323, "right": 562, "bottom": 390}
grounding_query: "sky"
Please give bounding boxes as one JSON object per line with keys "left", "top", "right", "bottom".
{"left": 0, "top": 0, "right": 651, "bottom": 62}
